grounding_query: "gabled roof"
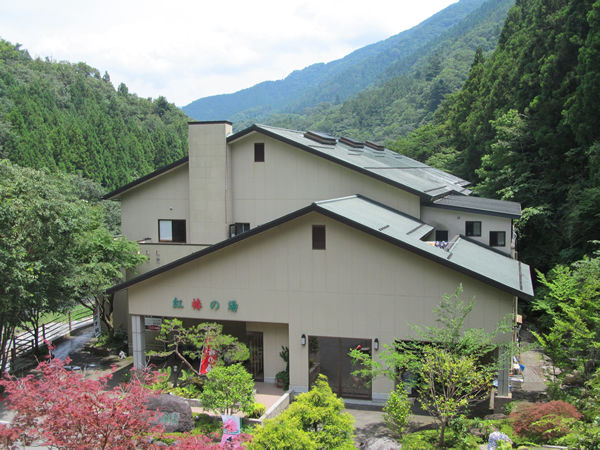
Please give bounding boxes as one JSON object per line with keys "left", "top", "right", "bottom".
{"left": 103, "top": 156, "right": 189, "bottom": 200}
{"left": 227, "top": 124, "right": 471, "bottom": 201}
{"left": 315, "top": 196, "right": 533, "bottom": 300}
{"left": 106, "top": 195, "right": 533, "bottom": 300}
{"left": 426, "top": 194, "right": 522, "bottom": 219}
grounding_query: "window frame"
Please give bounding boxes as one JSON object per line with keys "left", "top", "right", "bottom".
{"left": 230, "top": 223, "right": 250, "bottom": 238}
{"left": 465, "top": 221, "right": 482, "bottom": 237}
{"left": 489, "top": 231, "right": 506, "bottom": 247}
{"left": 312, "top": 225, "right": 326, "bottom": 250}
{"left": 254, "top": 143, "right": 265, "bottom": 162}
{"left": 158, "top": 219, "right": 186, "bottom": 243}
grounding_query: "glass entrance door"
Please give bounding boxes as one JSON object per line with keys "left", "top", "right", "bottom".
{"left": 309, "top": 336, "right": 372, "bottom": 399}
{"left": 246, "top": 331, "right": 264, "bottom": 381}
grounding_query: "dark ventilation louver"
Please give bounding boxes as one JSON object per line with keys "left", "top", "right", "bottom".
{"left": 365, "top": 140, "right": 385, "bottom": 151}
{"left": 304, "top": 131, "right": 337, "bottom": 146}
{"left": 339, "top": 136, "right": 364, "bottom": 149}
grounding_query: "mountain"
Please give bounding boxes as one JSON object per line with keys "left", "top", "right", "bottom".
{"left": 0, "top": 40, "right": 189, "bottom": 191}
{"left": 249, "top": 0, "right": 513, "bottom": 142}
{"left": 181, "top": 0, "right": 487, "bottom": 123}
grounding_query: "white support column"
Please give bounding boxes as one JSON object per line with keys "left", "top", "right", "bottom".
{"left": 497, "top": 347, "right": 509, "bottom": 397}
{"left": 131, "top": 315, "right": 146, "bottom": 370}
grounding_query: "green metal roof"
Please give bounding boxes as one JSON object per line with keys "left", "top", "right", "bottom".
{"left": 428, "top": 194, "right": 522, "bottom": 219}
{"left": 228, "top": 125, "right": 471, "bottom": 200}
{"left": 315, "top": 195, "right": 533, "bottom": 299}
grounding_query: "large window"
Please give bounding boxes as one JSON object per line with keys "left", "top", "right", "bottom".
{"left": 254, "top": 143, "right": 265, "bottom": 162}
{"left": 158, "top": 220, "right": 186, "bottom": 243}
{"left": 312, "top": 225, "right": 326, "bottom": 250}
{"left": 490, "top": 231, "right": 506, "bottom": 247}
{"left": 230, "top": 223, "right": 250, "bottom": 237}
{"left": 465, "top": 221, "right": 482, "bottom": 237}
{"left": 309, "top": 336, "right": 372, "bottom": 399}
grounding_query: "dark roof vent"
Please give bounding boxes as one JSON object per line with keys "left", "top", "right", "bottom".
{"left": 304, "top": 131, "right": 337, "bottom": 146}
{"left": 339, "top": 136, "right": 364, "bottom": 149}
{"left": 365, "top": 140, "right": 385, "bottom": 151}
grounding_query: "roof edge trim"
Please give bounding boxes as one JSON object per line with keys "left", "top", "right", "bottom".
{"left": 189, "top": 120, "right": 233, "bottom": 126}
{"left": 103, "top": 156, "right": 189, "bottom": 200}
{"left": 423, "top": 202, "right": 521, "bottom": 219}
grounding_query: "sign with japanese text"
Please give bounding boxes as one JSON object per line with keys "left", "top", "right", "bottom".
{"left": 93, "top": 307, "right": 102, "bottom": 338}
{"left": 144, "top": 316, "right": 162, "bottom": 331}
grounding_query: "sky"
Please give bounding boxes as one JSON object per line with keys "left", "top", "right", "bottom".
{"left": 1, "top": 0, "right": 457, "bottom": 107}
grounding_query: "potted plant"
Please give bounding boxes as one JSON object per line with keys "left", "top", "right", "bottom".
{"left": 275, "top": 371, "right": 288, "bottom": 389}
{"left": 276, "top": 346, "right": 290, "bottom": 390}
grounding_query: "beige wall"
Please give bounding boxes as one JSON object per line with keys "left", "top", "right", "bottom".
{"left": 228, "top": 134, "right": 422, "bottom": 227}
{"left": 188, "top": 122, "right": 233, "bottom": 245}
{"left": 120, "top": 165, "right": 190, "bottom": 243}
{"left": 421, "top": 206, "right": 513, "bottom": 255}
{"left": 126, "top": 211, "right": 514, "bottom": 398}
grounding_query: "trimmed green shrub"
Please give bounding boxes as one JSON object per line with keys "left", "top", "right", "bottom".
{"left": 383, "top": 385, "right": 412, "bottom": 436}
{"left": 248, "top": 416, "right": 317, "bottom": 450}
{"left": 248, "top": 375, "right": 355, "bottom": 450}
{"left": 249, "top": 402, "right": 266, "bottom": 419}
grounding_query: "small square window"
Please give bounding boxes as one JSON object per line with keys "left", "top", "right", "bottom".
{"left": 230, "top": 223, "right": 250, "bottom": 237}
{"left": 159, "top": 220, "right": 186, "bottom": 243}
{"left": 435, "top": 230, "right": 449, "bottom": 241}
{"left": 312, "top": 225, "right": 326, "bottom": 250}
{"left": 465, "top": 221, "right": 482, "bottom": 237}
{"left": 254, "top": 143, "right": 265, "bottom": 162}
{"left": 490, "top": 231, "right": 506, "bottom": 247}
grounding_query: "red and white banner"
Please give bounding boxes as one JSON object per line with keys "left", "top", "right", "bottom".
{"left": 200, "top": 339, "right": 217, "bottom": 374}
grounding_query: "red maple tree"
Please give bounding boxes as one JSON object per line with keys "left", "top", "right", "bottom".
{"left": 0, "top": 355, "right": 164, "bottom": 450}
{"left": 0, "top": 352, "right": 252, "bottom": 449}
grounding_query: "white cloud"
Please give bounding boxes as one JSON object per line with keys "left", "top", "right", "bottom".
{"left": 0, "top": 0, "right": 457, "bottom": 106}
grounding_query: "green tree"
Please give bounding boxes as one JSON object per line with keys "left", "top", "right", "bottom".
{"left": 70, "top": 210, "right": 146, "bottom": 338}
{"left": 148, "top": 319, "right": 249, "bottom": 376}
{"left": 417, "top": 346, "right": 493, "bottom": 448}
{"left": 0, "top": 161, "right": 88, "bottom": 372}
{"left": 533, "top": 252, "right": 600, "bottom": 385}
{"left": 350, "top": 286, "right": 513, "bottom": 447}
{"left": 199, "top": 363, "right": 254, "bottom": 416}
{"left": 350, "top": 286, "right": 513, "bottom": 384}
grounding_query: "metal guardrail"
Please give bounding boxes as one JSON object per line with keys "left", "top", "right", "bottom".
{"left": 5, "top": 306, "right": 93, "bottom": 374}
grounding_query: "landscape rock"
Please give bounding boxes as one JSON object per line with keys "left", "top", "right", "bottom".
{"left": 146, "top": 394, "right": 194, "bottom": 433}
{"left": 360, "top": 437, "right": 402, "bottom": 450}
{"left": 563, "top": 370, "right": 582, "bottom": 385}
{"left": 484, "top": 413, "right": 507, "bottom": 421}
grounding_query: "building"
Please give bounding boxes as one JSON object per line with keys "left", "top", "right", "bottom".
{"left": 104, "top": 121, "right": 533, "bottom": 404}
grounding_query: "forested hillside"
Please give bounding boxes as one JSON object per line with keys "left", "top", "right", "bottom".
{"left": 395, "top": 0, "right": 600, "bottom": 273}
{"left": 252, "top": 0, "right": 513, "bottom": 141}
{"left": 0, "top": 40, "right": 189, "bottom": 191}
{"left": 182, "top": 0, "right": 487, "bottom": 123}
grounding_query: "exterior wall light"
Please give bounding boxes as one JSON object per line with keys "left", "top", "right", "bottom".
{"left": 301, "top": 334, "right": 306, "bottom": 346}
{"left": 374, "top": 338, "right": 379, "bottom": 351}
